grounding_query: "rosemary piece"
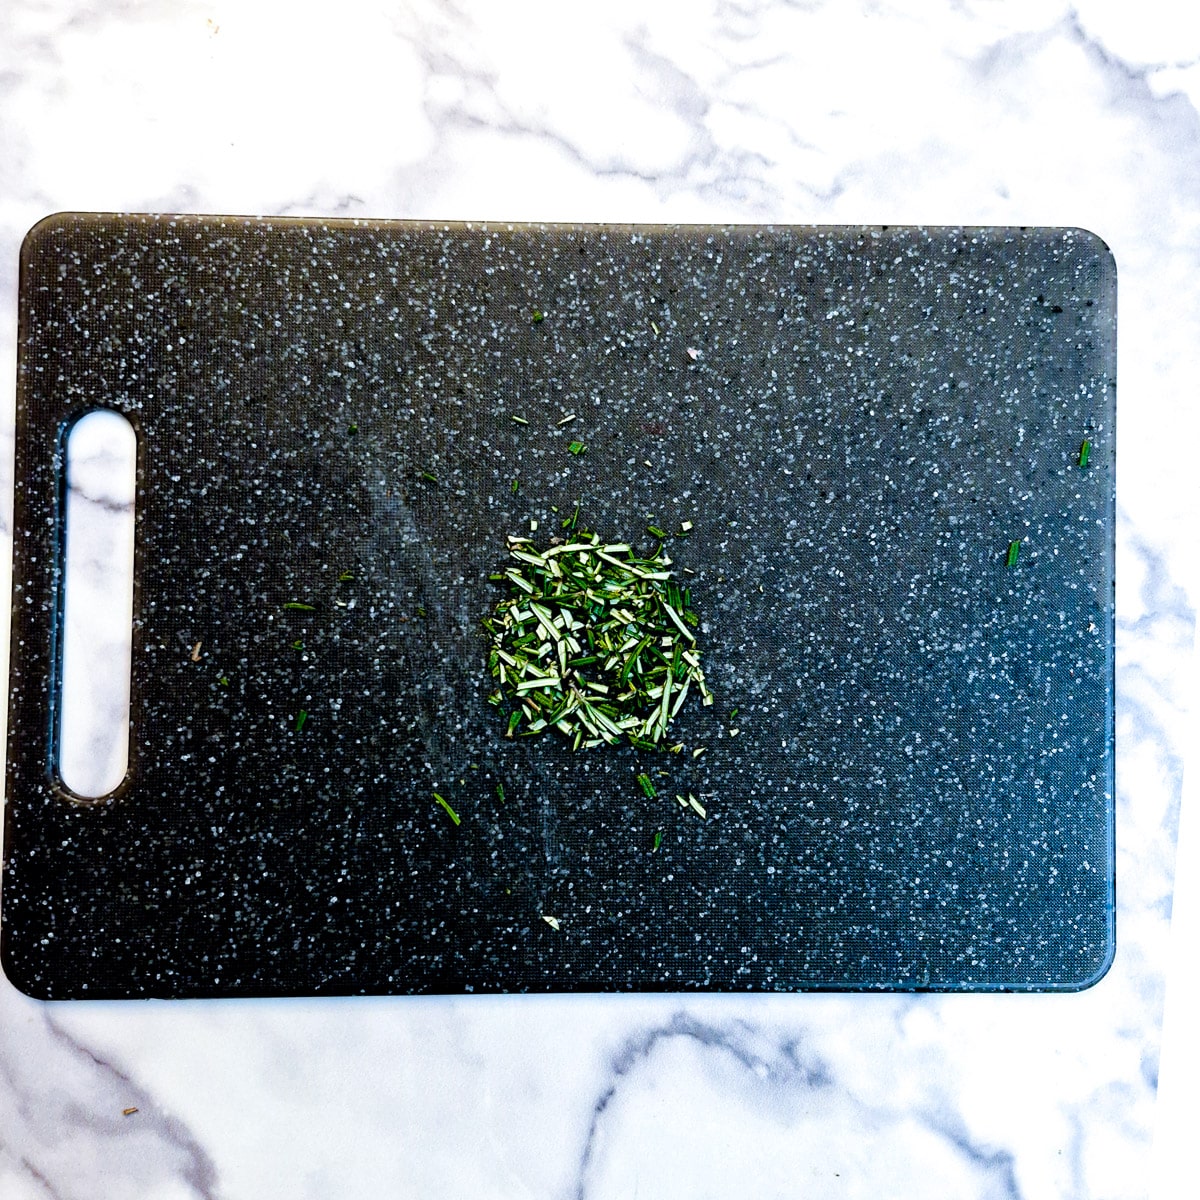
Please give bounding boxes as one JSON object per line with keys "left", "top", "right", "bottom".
{"left": 1079, "top": 439, "right": 1092, "bottom": 468}
{"left": 433, "top": 792, "right": 460, "bottom": 825}
{"left": 484, "top": 527, "right": 710, "bottom": 749}
{"left": 1006, "top": 540, "right": 1020, "bottom": 568}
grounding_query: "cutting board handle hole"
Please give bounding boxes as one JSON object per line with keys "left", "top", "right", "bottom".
{"left": 57, "top": 410, "right": 137, "bottom": 800}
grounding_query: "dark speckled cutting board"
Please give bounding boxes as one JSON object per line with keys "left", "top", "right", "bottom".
{"left": 3, "top": 214, "right": 1116, "bottom": 998}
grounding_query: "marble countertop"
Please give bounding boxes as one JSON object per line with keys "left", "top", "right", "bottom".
{"left": 0, "top": 1, "right": 1195, "bottom": 1196}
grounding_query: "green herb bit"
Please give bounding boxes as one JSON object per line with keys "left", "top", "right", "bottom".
{"left": 680, "top": 520, "right": 694, "bottom": 534}
{"left": 542, "top": 914, "right": 561, "bottom": 930}
{"left": 496, "top": 783, "right": 505, "bottom": 803}
{"left": 1079, "top": 439, "right": 1092, "bottom": 468}
{"left": 647, "top": 525, "right": 668, "bottom": 539}
{"left": 292, "top": 639, "right": 304, "bottom": 650}
{"left": 433, "top": 792, "right": 461, "bottom": 825}
{"left": 338, "top": 571, "right": 355, "bottom": 582}
{"left": 421, "top": 470, "right": 438, "bottom": 483}
{"left": 729, "top": 707, "right": 739, "bottom": 721}
{"left": 557, "top": 413, "right": 578, "bottom": 427}
{"left": 568, "top": 441, "right": 587, "bottom": 456}
{"left": 283, "top": 602, "right": 315, "bottom": 611}
{"left": 295, "top": 710, "right": 308, "bottom": 733}
{"left": 652, "top": 829, "right": 663, "bottom": 851}
{"left": 636, "top": 772, "right": 656, "bottom": 799}
{"left": 1006, "top": 540, "right": 1020, "bottom": 568}
{"left": 651, "top": 320, "right": 660, "bottom": 337}
{"left": 512, "top": 478, "right": 520, "bottom": 495}
{"left": 347, "top": 423, "right": 359, "bottom": 435}
{"left": 532, "top": 310, "right": 545, "bottom": 324}
{"left": 219, "top": 676, "right": 230, "bottom": 687}
{"left": 511, "top": 414, "right": 529, "bottom": 425}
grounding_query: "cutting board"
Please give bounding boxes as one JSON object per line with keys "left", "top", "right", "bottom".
{"left": 3, "top": 215, "right": 1116, "bottom": 998}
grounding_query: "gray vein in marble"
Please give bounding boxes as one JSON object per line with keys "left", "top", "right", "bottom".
{"left": 0, "top": 1002, "right": 219, "bottom": 1200}
{"left": 573, "top": 1011, "right": 1024, "bottom": 1200}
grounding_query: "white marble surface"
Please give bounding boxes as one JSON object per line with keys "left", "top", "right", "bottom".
{"left": 1, "top": 0, "right": 1196, "bottom": 1196}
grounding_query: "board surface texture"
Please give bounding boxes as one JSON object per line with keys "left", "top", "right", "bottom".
{"left": 3, "top": 215, "right": 1116, "bottom": 998}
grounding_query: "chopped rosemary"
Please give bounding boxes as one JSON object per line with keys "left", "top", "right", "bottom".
{"left": 1006, "top": 540, "right": 1020, "bottom": 568}
{"left": 420, "top": 470, "right": 438, "bottom": 483}
{"left": 511, "top": 414, "right": 529, "bottom": 425}
{"left": 283, "top": 602, "right": 315, "bottom": 611}
{"left": 646, "top": 525, "right": 668, "bottom": 539}
{"left": 295, "top": 710, "right": 308, "bottom": 733}
{"left": 512, "top": 478, "right": 520, "bottom": 494}
{"left": 347, "top": 423, "right": 359, "bottom": 435}
{"left": 496, "top": 782, "right": 505, "bottom": 803}
{"left": 637, "top": 773, "right": 656, "bottom": 798}
{"left": 1079, "top": 439, "right": 1092, "bottom": 468}
{"left": 484, "top": 527, "right": 710, "bottom": 752}
{"left": 652, "top": 829, "right": 663, "bottom": 851}
{"left": 532, "top": 310, "right": 545, "bottom": 324}
{"left": 433, "top": 792, "right": 460, "bottom": 825}
{"left": 568, "top": 441, "right": 587, "bottom": 456}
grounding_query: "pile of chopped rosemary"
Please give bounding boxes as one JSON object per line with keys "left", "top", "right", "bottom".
{"left": 484, "top": 530, "right": 711, "bottom": 749}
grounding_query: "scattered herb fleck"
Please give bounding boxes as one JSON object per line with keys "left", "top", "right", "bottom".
{"left": 421, "top": 470, "right": 438, "bottom": 483}
{"left": 652, "top": 829, "right": 663, "bottom": 851}
{"left": 637, "top": 773, "right": 657, "bottom": 799}
{"left": 568, "top": 441, "right": 587, "bottom": 456}
{"left": 646, "top": 525, "right": 668, "bottom": 539}
{"left": 347, "top": 423, "right": 358, "bottom": 435}
{"left": 338, "top": 571, "right": 355, "bottom": 582}
{"left": 283, "top": 602, "right": 315, "bottom": 611}
{"left": 557, "top": 413, "right": 578, "bottom": 427}
{"left": 532, "top": 310, "right": 545, "bottom": 324}
{"left": 433, "top": 792, "right": 460, "bottom": 825}
{"left": 1006, "top": 540, "right": 1020, "bottom": 568}
{"left": 219, "top": 676, "right": 229, "bottom": 687}
{"left": 1079, "top": 439, "right": 1092, "bottom": 468}
{"left": 292, "top": 639, "right": 304, "bottom": 650}
{"left": 511, "top": 414, "right": 529, "bottom": 425}
{"left": 542, "top": 914, "right": 561, "bottom": 930}
{"left": 512, "top": 478, "right": 520, "bottom": 495}
{"left": 295, "top": 710, "right": 308, "bottom": 733}
{"left": 496, "top": 782, "right": 505, "bottom": 803}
